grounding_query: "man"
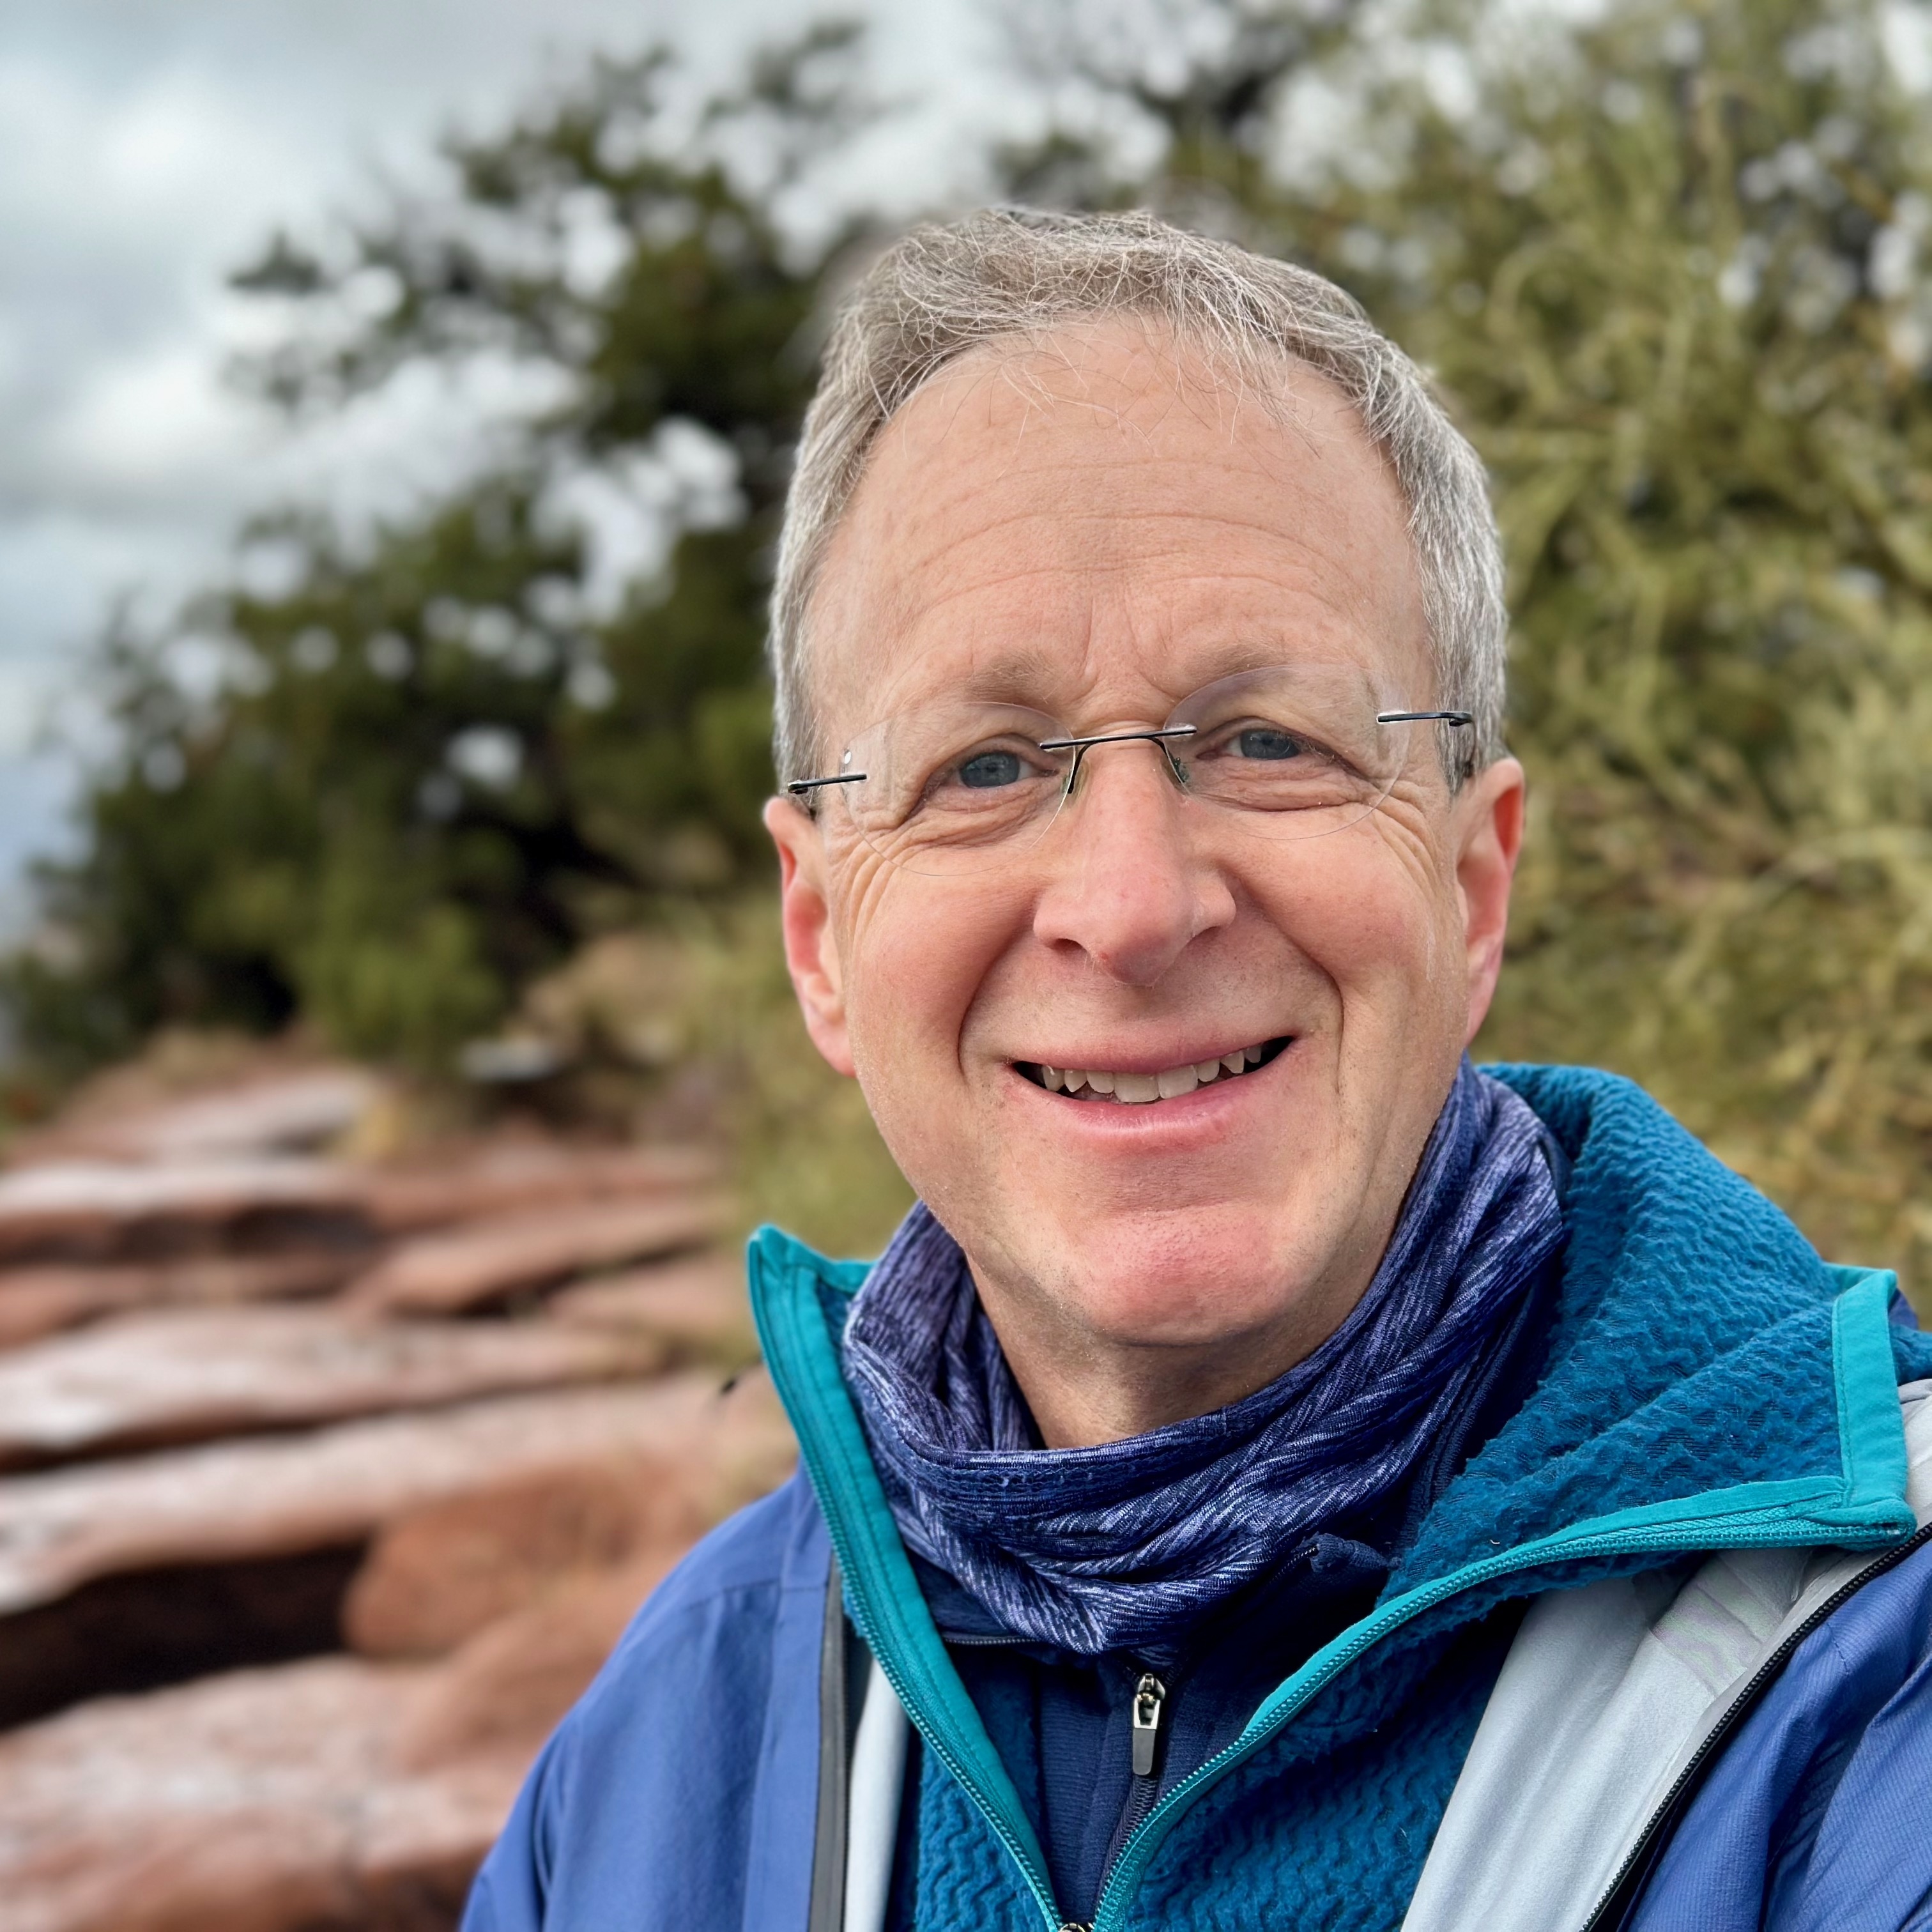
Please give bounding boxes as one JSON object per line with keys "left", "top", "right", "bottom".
{"left": 466, "top": 209, "right": 1932, "bottom": 1932}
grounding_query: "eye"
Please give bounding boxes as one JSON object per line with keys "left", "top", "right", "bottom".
{"left": 1232, "top": 726, "right": 1308, "bottom": 761}
{"left": 956, "top": 749, "right": 1026, "bottom": 788}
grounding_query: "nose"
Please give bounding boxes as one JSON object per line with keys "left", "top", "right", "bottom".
{"left": 1031, "top": 738, "right": 1236, "bottom": 985}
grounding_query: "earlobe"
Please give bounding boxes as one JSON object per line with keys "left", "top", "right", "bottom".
{"left": 762, "top": 796, "right": 857, "bottom": 1077}
{"left": 1454, "top": 758, "right": 1526, "bottom": 1045}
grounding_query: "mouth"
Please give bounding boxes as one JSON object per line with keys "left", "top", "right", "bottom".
{"left": 1015, "top": 1036, "right": 1292, "bottom": 1105}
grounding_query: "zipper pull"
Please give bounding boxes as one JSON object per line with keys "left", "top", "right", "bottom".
{"left": 1130, "top": 1673, "right": 1166, "bottom": 1778}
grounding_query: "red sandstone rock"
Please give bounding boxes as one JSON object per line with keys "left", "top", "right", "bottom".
{"left": 0, "top": 1377, "right": 793, "bottom": 1931}
{"left": 393, "top": 1547, "right": 682, "bottom": 1769}
{"left": 8, "top": 1069, "right": 383, "bottom": 1169}
{"left": 0, "top": 1372, "right": 782, "bottom": 1618}
{"left": 0, "top": 1146, "right": 719, "bottom": 1268}
{"left": 337, "top": 1397, "right": 795, "bottom": 1660}
{"left": 546, "top": 1252, "right": 756, "bottom": 1361}
{"left": 0, "top": 1160, "right": 371, "bottom": 1265}
{"left": 0, "top": 1530, "right": 698, "bottom": 1932}
{"left": 358, "top": 1143, "right": 719, "bottom": 1234}
{"left": 344, "top": 1196, "right": 730, "bottom": 1316}
{"left": 343, "top": 1461, "right": 676, "bottom": 1657}
{"left": 0, "top": 1075, "right": 782, "bottom": 1927}
{"left": 0, "top": 1651, "right": 507, "bottom": 1932}
{"left": 0, "top": 1253, "right": 355, "bottom": 1351}
{"left": 0, "top": 1308, "right": 668, "bottom": 1469}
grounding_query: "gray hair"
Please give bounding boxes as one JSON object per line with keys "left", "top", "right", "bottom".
{"left": 769, "top": 206, "right": 1506, "bottom": 787}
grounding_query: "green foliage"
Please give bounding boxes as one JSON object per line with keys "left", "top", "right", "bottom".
{"left": 1013, "top": 0, "right": 1932, "bottom": 1291}
{"left": 6, "top": 33, "right": 870, "bottom": 1076}
{"left": 1390, "top": 2, "right": 1932, "bottom": 1295}
{"left": 670, "top": 895, "right": 914, "bottom": 1258}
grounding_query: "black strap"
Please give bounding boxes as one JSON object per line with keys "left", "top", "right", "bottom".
{"left": 808, "top": 1554, "right": 850, "bottom": 1932}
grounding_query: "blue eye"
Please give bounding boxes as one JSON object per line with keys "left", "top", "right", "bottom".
{"left": 958, "top": 751, "right": 1024, "bottom": 788}
{"left": 1234, "top": 727, "right": 1305, "bottom": 760}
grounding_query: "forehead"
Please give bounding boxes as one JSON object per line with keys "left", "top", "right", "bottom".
{"left": 806, "top": 320, "right": 1430, "bottom": 735}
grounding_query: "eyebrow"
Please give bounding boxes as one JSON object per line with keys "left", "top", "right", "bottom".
{"left": 939, "top": 638, "right": 1296, "bottom": 710}
{"left": 947, "top": 645, "right": 1065, "bottom": 707}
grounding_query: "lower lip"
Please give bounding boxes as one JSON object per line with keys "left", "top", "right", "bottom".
{"left": 1008, "top": 1046, "right": 1289, "bottom": 1137}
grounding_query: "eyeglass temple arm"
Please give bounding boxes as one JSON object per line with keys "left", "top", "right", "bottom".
{"left": 785, "top": 772, "right": 870, "bottom": 795}
{"left": 1377, "top": 710, "right": 1474, "bottom": 726}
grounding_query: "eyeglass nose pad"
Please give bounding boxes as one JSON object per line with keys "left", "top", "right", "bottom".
{"left": 1059, "top": 732, "right": 1193, "bottom": 804}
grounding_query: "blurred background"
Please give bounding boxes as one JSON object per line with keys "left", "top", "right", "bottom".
{"left": 3, "top": 0, "right": 1931, "bottom": 1924}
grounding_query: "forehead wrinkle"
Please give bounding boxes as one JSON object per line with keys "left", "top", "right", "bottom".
{"left": 871, "top": 402, "right": 1399, "bottom": 579}
{"left": 834, "top": 512, "right": 1418, "bottom": 727}
{"left": 880, "top": 457, "right": 1402, "bottom": 563}
{"left": 884, "top": 573, "right": 1393, "bottom": 707}
{"left": 891, "top": 550, "right": 1392, "bottom": 634}
{"left": 838, "top": 325, "right": 1386, "bottom": 625}
{"left": 881, "top": 499, "right": 1409, "bottom": 641}
{"left": 972, "top": 318, "right": 1330, "bottom": 461}
{"left": 852, "top": 368, "right": 1389, "bottom": 601}
{"left": 903, "top": 321, "right": 1341, "bottom": 501}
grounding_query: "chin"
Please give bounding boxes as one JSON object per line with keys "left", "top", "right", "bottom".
{"left": 1031, "top": 1208, "right": 1318, "bottom": 1353}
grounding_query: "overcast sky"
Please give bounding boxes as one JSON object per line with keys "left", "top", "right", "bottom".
{"left": 0, "top": 0, "right": 1000, "bottom": 925}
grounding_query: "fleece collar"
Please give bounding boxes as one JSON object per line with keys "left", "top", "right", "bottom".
{"left": 748, "top": 1064, "right": 1925, "bottom": 1932}
{"left": 1392, "top": 1063, "right": 1921, "bottom": 1598}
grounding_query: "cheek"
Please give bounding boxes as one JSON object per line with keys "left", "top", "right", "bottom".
{"left": 1246, "top": 831, "right": 1462, "bottom": 1020}
{"left": 838, "top": 868, "right": 1025, "bottom": 1090}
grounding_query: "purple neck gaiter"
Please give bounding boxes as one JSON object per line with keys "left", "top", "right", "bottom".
{"left": 841, "top": 1059, "right": 1565, "bottom": 1655}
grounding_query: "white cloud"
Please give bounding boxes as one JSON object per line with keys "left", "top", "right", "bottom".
{"left": 0, "top": 53, "right": 314, "bottom": 268}
{"left": 43, "top": 337, "right": 252, "bottom": 500}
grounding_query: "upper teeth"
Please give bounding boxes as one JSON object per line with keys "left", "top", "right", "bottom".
{"left": 1039, "top": 1046, "right": 1263, "bottom": 1103}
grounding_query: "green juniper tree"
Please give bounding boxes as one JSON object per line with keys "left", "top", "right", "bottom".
{"left": 4, "top": 30, "right": 870, "bottom": 1075}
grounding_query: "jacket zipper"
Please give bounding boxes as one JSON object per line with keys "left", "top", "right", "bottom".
{"left": 1059, "top": 1680, "right": 1170, "bottom": 1932}
{"left": 1129, "top": 1674, "right": 1165, "bottom": 1777}
{"left": 1578, "top": 1516, "right": 1932, "bottom": 1932}
{"left": 1108, "top": 1675, "right": 1166, "bottom": 1879}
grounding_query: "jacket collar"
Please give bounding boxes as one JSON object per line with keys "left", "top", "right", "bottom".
{"left": 1393, "top": 1064, "right": 1912, "bottom": 1595}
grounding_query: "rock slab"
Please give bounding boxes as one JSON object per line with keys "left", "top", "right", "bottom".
{"left": 0, "top": 1372, "right": 782, "bottom": 1616}
{"left": 0, "top": 1307, "right": 667, "bottom": 1468}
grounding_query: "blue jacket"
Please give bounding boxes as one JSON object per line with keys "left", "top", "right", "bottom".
{"left": 464, "top": 1066, "right": 1932, "bottom": 1931}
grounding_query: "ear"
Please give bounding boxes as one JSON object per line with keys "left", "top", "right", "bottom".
{"left": 763, "top": 795, "right": 857, "bottom": 1077}
{"left": 1451, "top": 756, "right": 1526, "bottom": 1045}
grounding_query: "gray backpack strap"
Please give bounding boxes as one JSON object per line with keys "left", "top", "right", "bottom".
{"left": 1405, "top": 1381, "right": 1932, "bottom": 1932}
{"left": 809, "top": 1556, "right": 853, "bottom": 1932}
{"left": 845, "top": 1652, "right": 911, "bottom": 1932}
{"left": 809, "top": 1554, "right": 912, "bottom": 1932}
